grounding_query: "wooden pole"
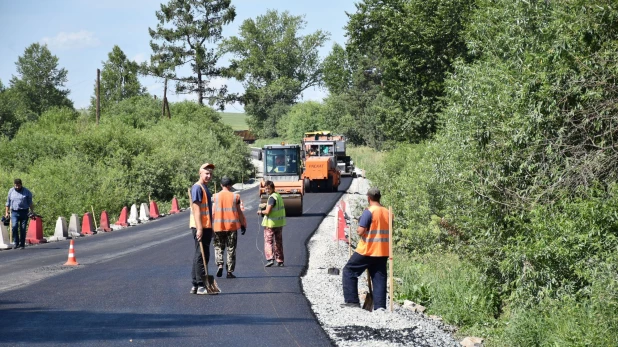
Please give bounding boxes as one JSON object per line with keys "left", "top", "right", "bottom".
{"left": 162, "top": 78, "right": 167, "bottom": 118}
{"left": 91, "top": 206, "right": 98, "bottom": 230}
{"left": 389, "top": 206, "right": 394, "bottom": 312}
{"left": 96, "top": 69, "right": 100, "bottom": 125}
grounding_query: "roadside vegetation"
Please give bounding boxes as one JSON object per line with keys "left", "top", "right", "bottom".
{"left": 1, "top": 0, "right": 617, "bottom": 345}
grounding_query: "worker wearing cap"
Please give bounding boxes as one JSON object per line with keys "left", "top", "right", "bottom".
{"left": 212, "top": 176, "right": 247, "bottom": 278}
{"left": 341, "top": 187, "right": 392, "bottom": 310}
{"left": 189, "top": 163, "right": 215, "bottom": 295}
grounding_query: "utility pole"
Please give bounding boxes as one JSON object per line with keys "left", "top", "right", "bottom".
{"left": 96, "top": 69, "right": 100, "bottom": 125}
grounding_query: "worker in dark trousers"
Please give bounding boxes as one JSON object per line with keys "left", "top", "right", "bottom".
{"left": 341, "top": 187, "right": 391, "bottom": 310}
{"left": 4, "top": 178, "right": 34, "bottom": 249}
{"left": 189, "top": 163, "right": 215, "bottom": 295}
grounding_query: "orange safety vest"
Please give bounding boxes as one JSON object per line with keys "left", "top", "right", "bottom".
{"left": 189, "top": 183, "right": 212, "bottom": 229}
{"left": 355, "top": 205, "right": 390, "bottom": 257}
{"left": 212, "top": 191, "right": 246, "bottom": 232}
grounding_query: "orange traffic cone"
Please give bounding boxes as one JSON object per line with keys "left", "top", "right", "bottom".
{"left": 64, "top": 239, "right": 79, "bottom": 266}
{"left": 149, "top": 200, "right": 160, "bottom": 219}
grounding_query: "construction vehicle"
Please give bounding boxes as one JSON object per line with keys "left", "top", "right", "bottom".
{"left": 303, "top": 131, "right": 354, "bottom": 176}
{"left": 259, "top": 144, "right": 304, "bottom": 216}
{"left": 301, "top": 131, "right": 342, "bottom": 192}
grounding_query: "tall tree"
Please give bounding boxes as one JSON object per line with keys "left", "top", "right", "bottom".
{"left": 9, "top": 43, "right": 73, "bottom": 116}
{"left": 346, "top": 0, "right": 475, "bottom": 140}
{"left": 221, "top": 10, "right": 329, "bottom": 137}
{"left": 90, "top": 45, "right": 145, "bottom": 113}
{"left": 147, "top": 0, "right": 236, "bottom": 108}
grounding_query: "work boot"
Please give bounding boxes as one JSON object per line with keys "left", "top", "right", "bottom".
{"left": 226, "top": 272, "right": 236, "bottom": 278}
{"left": 190, "top": 286, "right": 198, "bottom": 294}
{"left": 196, "top": 287, "right": 207, "bottom": 295}
{"left": 277, "top": 262, "right": 284, "bottom": 267}
{"left": 265, "top": 259, "right": 274, "bottom": 267}
{"left": 216, "top": 266, "right": 223, "bottom": 277}
{"left": 340, "top": 302, "right": 360, "bottom": 308}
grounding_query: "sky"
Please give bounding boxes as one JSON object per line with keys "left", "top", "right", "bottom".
{"left": 0, "top": 0, "right": 358, "bottom": 112}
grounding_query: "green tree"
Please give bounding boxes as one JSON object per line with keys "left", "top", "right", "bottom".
{"left": 90, "top": 45, "right": 145, "bottom": 114}
{"left": 9, "top": 43, "right": 73, "bottom": 116}
{"left": 147, "top": 0, "right": 236, "bottom": 108}
{"left": 221, "top": 10, "right": 329, "bottom": 137}
{"left": 345, "top": 0, "right": 475, "bottom": 141}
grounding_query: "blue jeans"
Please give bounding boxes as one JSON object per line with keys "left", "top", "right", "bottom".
{"left": 342, "top": 252, "right": 388, "bottom": 309}
{"left": 11, "top": 209, "right": 29, "bottom": 247}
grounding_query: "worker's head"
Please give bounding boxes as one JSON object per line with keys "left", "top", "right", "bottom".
{"left": 264, "top": 180, "right": 275, "bottom": 194}
{"left": 275, "top": 155, "right": 285, "bottom": 165}
{"left": 220, "top": 176, "right": 232, "bottom": 188}
{"left": 13, "top": 178, "right": 23, "bottom": 191}
{"left": 199, "top": 163, "right": 215, "bottom": 184}
{"left": 367, "top": 187, "right": 381, "bottom": 203}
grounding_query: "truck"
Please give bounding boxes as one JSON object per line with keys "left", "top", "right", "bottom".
{"left": 303, "top": 131, "right": 354, "bottom": 176}
{"left": 301, "top": 131, "right": 342, "bottom": 192}
{"left": 259, "top": 144, "right": 304, "bottom": 216}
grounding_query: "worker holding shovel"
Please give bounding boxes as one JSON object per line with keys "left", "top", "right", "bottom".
{"left": 189, "top": 163, "right": 217, "bottom": 295}
{"left": 341, "top": 187, "right": 392, "bottom": 310}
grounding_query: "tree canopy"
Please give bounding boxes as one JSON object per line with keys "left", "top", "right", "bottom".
{"left": 221, "top": 9, "right": 329, "bottom": 137}
{"left": 147, "top": 0, "right": 236, "bottom": 108}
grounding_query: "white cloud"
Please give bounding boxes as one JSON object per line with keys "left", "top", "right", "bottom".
{"left": 41, "top": 30, "right": 101, "bottom": 50}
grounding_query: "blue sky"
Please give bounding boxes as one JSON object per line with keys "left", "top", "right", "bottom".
{"left": 0, "top": 0, "right": 357, "bottom": 112}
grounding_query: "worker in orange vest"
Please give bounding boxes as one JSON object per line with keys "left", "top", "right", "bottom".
{"left": 189, "top": 163, "right": 215, "bottom": 295}
{"left": 341, "top": 187, "right": 392, "bottom": 310}
{"left": 212, "top": 176, "right": 247, "bottom": 278}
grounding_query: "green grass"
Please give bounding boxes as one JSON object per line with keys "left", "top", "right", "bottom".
{"left": 218, "top": 112, "right": 248, "bottom": 130}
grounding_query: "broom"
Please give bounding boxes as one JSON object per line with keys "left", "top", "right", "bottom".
{"left": 189, "top": 188, "right": 220, "bottom": 294}
{"left": 362, "top": 269, "right": 373, "bottom": 311}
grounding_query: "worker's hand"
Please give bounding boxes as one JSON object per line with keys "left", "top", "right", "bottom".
{"left": 240, "top": 225, "right": 246, "bottom": 235}
{"left": 196, "top": 230, "right": 203, "bottom": 241}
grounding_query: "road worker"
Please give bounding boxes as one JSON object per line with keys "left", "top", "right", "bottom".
{"left": 271, "top": 155, "right": 286, "bottom": 173}
{"left": 257, "top": 180, "right": 286, "bottom": 267}
{"left": 189, "top": 163, "right": 215, "bottom": 295}
{"left": 212, "top": 176, "right": 247, "bottom": 278}
{"left": 4, "top": 178, "right": 35, "bottom": 250}
{"left": 341, "top": 187, "right": 392, "bottom": 310}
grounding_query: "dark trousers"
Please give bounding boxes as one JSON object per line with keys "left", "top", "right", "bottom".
{"left": 342, "top": 252, "right": 388, "bottom": 309}
{"left": 11, "top": 209, "right": 29, "bottom": 248}
{"left": 191, "top": 228, "right": 213, "bottom": 287}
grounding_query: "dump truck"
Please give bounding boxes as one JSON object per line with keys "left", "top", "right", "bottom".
{"left": 259, "top": 144, "right": 304, "bottom": 216}
{"left": 301, "top": 132, "right": 342, "bottom": 192}
{"left": 303, "top": 131, "right": 354, "bottom": 176}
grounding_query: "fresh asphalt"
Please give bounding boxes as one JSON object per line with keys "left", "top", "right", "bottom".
{"left": 0, "top": 177, "right": 353, "bottom": 346}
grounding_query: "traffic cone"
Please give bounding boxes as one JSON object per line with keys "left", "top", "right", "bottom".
{"left": 149, "top": 200, "right": 160, "bottom": 219}
{"left": 169, "top": 197, "right": 180, "bottom": 214}
{"left": 99, "top": 210, "right": 111, "bottom": 232}
{"left": 116, "top": 206, "right": 128, "bottom": 227}
{"left": 240, "top": 200, "right": 245, "bottom": 212}
{"left": 64, "top": 240, "right": 79, "bottom": 266}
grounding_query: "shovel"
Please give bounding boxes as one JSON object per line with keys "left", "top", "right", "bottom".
{"left": 362, "top": 269, "right": 373, "bottom": 311}
{"left": 199, "top": 241, "right": 221, "bottom": 294}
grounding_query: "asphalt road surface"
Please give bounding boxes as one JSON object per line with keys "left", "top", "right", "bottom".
{"left": 0, "top": 177, "right": 353, "bottom": 346}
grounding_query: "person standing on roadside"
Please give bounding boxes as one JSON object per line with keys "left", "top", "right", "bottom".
{"left": 189, "top": 163, "right": 215, "bottom": 295}
{"left": 212, "top": 176, "right": 247, "bottom": 278}
{"left": 257, "top": 180, "right": 286, "bottom": 267}
{"left": 4, "top": 179, "right": 34, "bottom": 250}
{"left": 341, "top": 187, "right": 392, "bottom": 310}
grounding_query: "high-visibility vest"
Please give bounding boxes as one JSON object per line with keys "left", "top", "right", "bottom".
{"left": 262, "top": 192, "right": 286, "bottom": 228}
{"left": 189, "top": 183, "right": 212, "bottom": 229}
{"left": 212, "top": 191, "right": 245, "bottom": 232}
{"left": 355, "top": 205, "right": 390, "bottom": 257}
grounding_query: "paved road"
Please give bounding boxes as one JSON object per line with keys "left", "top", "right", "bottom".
{"left": 0, "top": 177, "right": 352, "bottom": 346}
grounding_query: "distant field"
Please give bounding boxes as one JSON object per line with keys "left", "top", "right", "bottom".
{"left": 219, "top": 112, "right": 248, "bottom": 130}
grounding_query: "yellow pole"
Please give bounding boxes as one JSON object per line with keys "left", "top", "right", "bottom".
{"left": 389, "top": 206, "right": 394, "bottom": 312}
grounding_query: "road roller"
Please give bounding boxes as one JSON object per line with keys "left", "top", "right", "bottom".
{"left": 259, "top": 144, "right": 304, "bottom": 216}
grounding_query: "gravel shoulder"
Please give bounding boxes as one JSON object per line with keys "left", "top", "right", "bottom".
{"left": 301, "top": 174, "right": 460, "bottom": 347}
